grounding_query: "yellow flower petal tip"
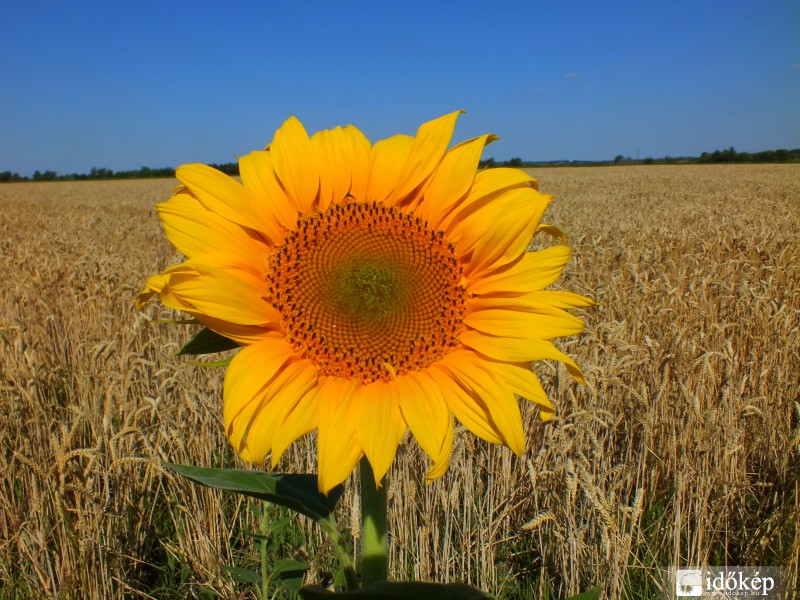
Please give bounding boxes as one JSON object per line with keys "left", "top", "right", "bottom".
{"left": 141, "top": 112, "right": 593, "bottom": 490}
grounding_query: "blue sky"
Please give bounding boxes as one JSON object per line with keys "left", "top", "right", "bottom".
{"left": 1, "top": 1, "right": 798, "bottom": 176}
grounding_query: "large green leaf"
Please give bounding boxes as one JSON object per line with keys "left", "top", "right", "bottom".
{"left": 299, "top": 582, "right": 495, "bottom": 599}
{"left": 177, "top": 327, "right": 239, "bottom": 356}
{"left": 166, "top": 463, "right": 344, "bottom": 523}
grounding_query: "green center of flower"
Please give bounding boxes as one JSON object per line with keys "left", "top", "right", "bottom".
{"left": 329, "top": 260, "right": 405, "bottom": 323}
{"left": 267, "top": 201, "right": 471, "bottom": 383}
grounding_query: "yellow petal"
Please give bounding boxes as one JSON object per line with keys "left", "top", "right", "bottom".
{"left": 243, "top": 359, "right": 317, "bottom": 465}
{"left": 536, "top": 223, "right": 567, "bottom": 243}
{"left": 388, "top": 110, "right": 464, "bottom": 204}
{"left": 136, "top": 272, "right": 170, "bottom": 309}
{"left": 269, "top": 116, "right": 319, "bottom": 214}
{"left": 166, "top": 261, "right": 280, "bottom": 326}
{"left": 365, "top": 134, "right": 414, "bottom": 203}
{"left": 488, "top": 361, "right": 555, "bottom": 421}
{"left": 436, "top": 351, "right": 525, "bottom": 455}
{"left": 417, "top": 134, "right": 498, "bottom": 228}
{"left": 316, "top": 377, "right": 362, "bottom": 493}
{"left": 223, "top": 339, "right": 296, "bottom": 453}
{"left": 423, "top": 417, "right": 454, "bottom": 480}
{"left": 195, "top": 314, "right": 281, "bottom": 346}
{"left": 515, "top": 290, "right": 597, "bottom": 309}
{"left": 311, "top": 125, "right": 371, "bottom": 210}
{"left": 157, "top": 191, "right": 268, "bottom": 260}
{"left": 460, "top": 332, "right": 586, "bottom": 384}
{"left": 176, "top": 164, "right": 283, "bottom": 243}
{"left": 469, "top": 246, "right": 572, "bottom": 295}
{"left": 342, "top": 125, "right": 372, "bottom": 201}
{"left": 138, "top": 262, "right": 199, "bottom": 313}
{"left": 469, "top": 166, "right": 537, "bottom": 195}
{"left": 439, "top": 167, "right": 537, "bottom": 232}
{"left": 464, "top": 306, "right": 585, "bottom": 340}
{"left": 453, "top": 187, "right": 552, "bottom": 277}
{"left": 396, "top": 372, "right": 454, "bottom": 481}
{"left": 426, "top": 365, "right": 503, "bottom": 445}
{"left": 239, "top": 150, "right": 300, "bottom": 229}
{"left": 470, "top": 291, "right": 595, "bottom": 312}
{"left": 353, "top": 381, "right": 407, "bottom": 487}
{"left": 186, "top": 251, "right": 269, "bottom": 287}
{"left": 270, "top": 384, "right": 320, "bottom": 466}
{"left": 145, "top": 270, "right": 281, "bottom": 344}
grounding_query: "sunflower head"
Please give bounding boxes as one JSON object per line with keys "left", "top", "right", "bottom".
{"left": 139, "top": 111, "right": 593, "bottom": 492}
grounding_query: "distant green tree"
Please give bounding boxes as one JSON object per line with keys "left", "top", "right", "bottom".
{"left": 32, "top": 169, "right": 57, "bottom": 181}
{"left": 761, "top": 150, "right": 777, "bottom": 162}
{"left": 698, "top": 147, "right": 800, "bottom": 164}
{"left": 0, "top": 171, "right": 25, "bottom": 182}
{"left": 505, "top": 157, "right": 523, "bottom": 167}
{"left": 211, "top": 162, "right": 239, "bottom": 175}
{"left": 89, "top": 167, "right": 114, "bottom": 179}
{"left": 720, "top": 147, "right": 736, "bottom": 162}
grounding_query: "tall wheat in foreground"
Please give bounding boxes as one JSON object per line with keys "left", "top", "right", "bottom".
{"left": 1, "top": 165, "right": 798, "bottom": 598}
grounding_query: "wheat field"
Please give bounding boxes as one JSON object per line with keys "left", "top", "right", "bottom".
{"left": 1, "top": 165, "right": 798, "bottom": 599}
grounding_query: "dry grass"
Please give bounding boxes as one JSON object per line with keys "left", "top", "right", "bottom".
{"left": 1, "top": 165, "right": 798, "bottom": 599}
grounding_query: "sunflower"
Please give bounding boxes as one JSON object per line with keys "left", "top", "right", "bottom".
{"left": 138, "top": 111, "right": 593, "bottom": 493}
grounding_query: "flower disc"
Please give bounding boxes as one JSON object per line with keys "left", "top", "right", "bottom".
{"left": 269, "top": 201, "right": 470, "bottom": 383}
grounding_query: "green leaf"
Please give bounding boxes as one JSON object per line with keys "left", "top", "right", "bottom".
{"left": 281, "top": 578, "right": 306, "bottom": 593}
{"left": 177, "top": 327, "right": 239, "bottom": 356}
{"left": 166, "top": 463, "right": 344, "bottom": 522}
{"left": 248, "top": 501, "right": 263, "bottom": 519}
{"left": 272, "top": 558, "right": 309, "bottom": 578}
{"left": 333, "top": 568, "right": 348, "bottom": 590}
{"left": 565, "top": 585, "right": 601, "bottom": 600}
{"left": 245, "top": 531, "right": 270, "bottom": 543}
{"left": 299, "top": 582, "right": 495, "bottom": 599}
{"left": 222, "top": 565, "right": 262, "bottom": 584}
{"left": 267, "top": 516, "right": 293, "bottom": 535}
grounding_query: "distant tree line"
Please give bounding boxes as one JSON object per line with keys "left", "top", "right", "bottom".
{"left": 615, "top": 147, "right": 800, "bottom": 166}
{"left": 0, "top": 165, "right": 174, "bottom": 183}
{"left": 0, "top": 162, "right": 240, "bottom": 183}
{"left": 482, "top": 148, "right": 799, "bottom": 170}
{"left": 479, "top": 157, "right": 524, "bottom": 168}
{"left": 3, "top": 147, "right": 798, "bottom": 184}
{"left": 697, "top": 147, "right": 799, "bottom": 163}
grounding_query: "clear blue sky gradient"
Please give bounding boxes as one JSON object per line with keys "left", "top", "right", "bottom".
{"left": 2, "top": 1, "right": 798, "bottom": 176}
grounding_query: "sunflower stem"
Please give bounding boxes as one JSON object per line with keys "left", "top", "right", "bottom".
{"left": 259, "top": 504, "right": 269, "bottom": 600}
{"left": 359, "top": 458, "right": 388, "bottom": 586}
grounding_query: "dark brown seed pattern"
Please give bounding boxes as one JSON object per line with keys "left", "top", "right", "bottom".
{"left": 266, "top": 201, "right": 470, "bottom": 383}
